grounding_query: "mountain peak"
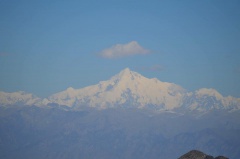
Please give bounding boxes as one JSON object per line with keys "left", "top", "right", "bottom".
{"left": 196, "top": 88, "right": 223, "bottom": 99}
{"left": 2, "top": 68, "right": 240, "bottom": 112}
{"left": 178, "top": 150, "right": 229, "bottom": 159}
{"left": 0, "top": 91, "right": 41, "bottom": 106}
{"left": 119, "top": 67, "right": 131, "bottom": 76}
{"left": 112, "top": 68, "right": 144, "bottom": 83}
{"left": 67, "top": 87, "right": 74, "bottom": 91}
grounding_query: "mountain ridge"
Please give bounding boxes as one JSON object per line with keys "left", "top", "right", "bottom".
{"left": 178, "top": 150, "right": 229, "bottom": 159}
{"left": 48, "top": 68, "right": 186, "bottom": 109}
{"left": 0, "top": 68, "right": 240, "bottom": 112}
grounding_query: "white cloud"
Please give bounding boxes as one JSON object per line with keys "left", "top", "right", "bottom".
{"left": 99, "top": 41, "right": 150, "bottom": 59}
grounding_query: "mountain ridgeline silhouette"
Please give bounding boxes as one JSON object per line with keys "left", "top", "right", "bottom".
{"left": 178, "top": 150, "right": 229, "bottom": 159}
{"left": 0, "top": 68, "right": 240, "bottom": 159}
{"left": 0, "top": 68, "right": 240, "bottom": 112}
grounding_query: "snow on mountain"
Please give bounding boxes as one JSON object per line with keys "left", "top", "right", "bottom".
{"left": 195, "top": 88, "right": 223, "bottom": 100}
{"left": 1, "top": 68, "right": 240, "bottom": 112}
{"left": 48, "top": 68, "right": 186, "bottom": 110}
{"left": 183, "top": 88, "right": 240, "bottom": 111}
{"left": 0, "top": 91, "right": 43, "bottom": 106}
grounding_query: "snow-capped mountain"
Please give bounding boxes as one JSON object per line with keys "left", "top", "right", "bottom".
{"left": 0, "top": 91, "right": 43, "bottom": 106}
{"left": 47, "top": 68, "right": 240, "bottom": 111}
{"left": 0, "top": 68, "right": 240, "bottom": 112}
{"left": 48, "top": 68, "right": 186, "bottom": 109}
{"left": 183, "top": 88, "right": 240, "bottom": 112}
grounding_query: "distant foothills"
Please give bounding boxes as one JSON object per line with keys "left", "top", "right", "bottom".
{"left": 0, "top": 68, "right": 240, "bottom": 112}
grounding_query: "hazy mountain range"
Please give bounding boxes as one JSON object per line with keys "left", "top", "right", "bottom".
{"left": 1, "top": 68, "right": 240, "bottom": 112}
{"left": 0, "top": 68, "right": 240, "bottom": 159}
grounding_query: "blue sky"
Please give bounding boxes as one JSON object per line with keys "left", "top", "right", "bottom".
{"left": 0, "top": 0, "right": 240, "bottom": 97}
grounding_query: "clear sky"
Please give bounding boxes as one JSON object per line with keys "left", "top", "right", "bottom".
{"left": 0, "top": 0, "right": 240, "bottom": 98}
